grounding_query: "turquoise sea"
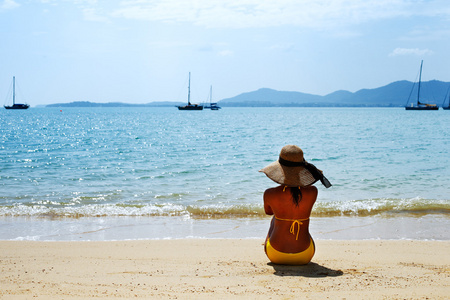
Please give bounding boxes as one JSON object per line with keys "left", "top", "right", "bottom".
{"left": 1, "top": 107, "right": 449, "bottom": 241}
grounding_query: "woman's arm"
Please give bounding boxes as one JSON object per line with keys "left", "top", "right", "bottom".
{"left": 263, "top": 189, "right": 274, "bottom": 215}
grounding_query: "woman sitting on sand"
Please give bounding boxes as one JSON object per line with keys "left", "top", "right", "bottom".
{"left": 260, "top": 145, "right": 331, "bottom": 265}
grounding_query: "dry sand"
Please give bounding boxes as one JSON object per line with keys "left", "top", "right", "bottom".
{"left": 0, "top": 239, "right": 449, "bottom": 299}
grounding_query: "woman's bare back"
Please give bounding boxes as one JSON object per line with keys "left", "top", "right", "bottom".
{"left": 264, "top": 185, "right": 317, "bottom": 253}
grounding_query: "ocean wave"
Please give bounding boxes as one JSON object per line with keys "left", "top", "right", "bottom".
{"left": 312, "top": 198, "right": 450, "bottom": 217}
{"left": 0, "top": 198, "right": 448, "bottom": 219}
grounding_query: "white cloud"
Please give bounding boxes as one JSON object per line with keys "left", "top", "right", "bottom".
{"left": 30, "top": 0, "right": 450, "bottom": 30}
{"left": 389, "top": 48, "right": 434, "bottom": 57}
{"left": 36, "top": 0, "right": 107, "bottom": 21}
{"left": 0, "top": 0, "right": 20, "bottom": 11}
{"left": 108, "top": 0, "right": 440, "bottom": 29}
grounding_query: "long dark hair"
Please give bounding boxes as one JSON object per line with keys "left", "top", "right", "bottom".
{"left": 290, "top": 187, "right": 302, "bottom": 206}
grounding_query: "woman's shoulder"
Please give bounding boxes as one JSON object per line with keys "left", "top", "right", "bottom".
{"left": 264, "top": 186, "right": 284, "bottom": 195}
{"left": 301, "top": 185, "right": 318, "bottom": 204}
{"left": 263, "top": 186, "right": 285, "bottom": 202}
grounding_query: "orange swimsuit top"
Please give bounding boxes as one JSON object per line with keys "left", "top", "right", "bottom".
{"left": 275, "top": 216, "right": 309, "bottom": 240}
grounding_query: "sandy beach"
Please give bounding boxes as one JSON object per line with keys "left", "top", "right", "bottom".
{"left": 0, "top": 239, "right": 448, "bottom": 299}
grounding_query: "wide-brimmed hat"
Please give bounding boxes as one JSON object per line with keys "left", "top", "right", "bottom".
{"left": 259, "top": 145, "right": 331, "bottom": 188}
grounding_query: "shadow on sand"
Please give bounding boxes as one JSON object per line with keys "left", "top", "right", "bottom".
{"left": 269, "top": 262, "right": 344, "bottom": 278}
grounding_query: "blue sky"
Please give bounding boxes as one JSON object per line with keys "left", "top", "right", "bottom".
{"left": 1, "top": 0, "right": 450, "bottom": 106}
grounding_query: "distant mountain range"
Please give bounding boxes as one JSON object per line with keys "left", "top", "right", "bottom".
{"left": 45, "top": 80, "right": 450, "bottom": 108}
{"left": 219, "top": 80, "right": 450, "bottom": 107}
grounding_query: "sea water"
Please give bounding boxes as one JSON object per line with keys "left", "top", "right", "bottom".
{"left": 1, "top": 107, "right": 449, "bottom": 241}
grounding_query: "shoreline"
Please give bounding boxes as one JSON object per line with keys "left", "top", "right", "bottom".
{"left": 1, "top": 239, "right": 449, "bottom": 299}
{"left": 1, "top": 215, "right": 449, "bottom": 241}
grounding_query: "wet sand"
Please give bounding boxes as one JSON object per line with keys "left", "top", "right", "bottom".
{"left": 2, "top": 215, "right": 449, "bottom": 241}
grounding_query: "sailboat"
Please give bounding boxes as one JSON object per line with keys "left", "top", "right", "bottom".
{"left": 204, "top": 86, "right": 221, "bottom": 110}
{"left": 177, "top": 72, "right": 203, "bottom": 110}
{"left": 405, "top": 61, "right": 439, "bottom": 110}
{"left": 4, "top": 76, "right": 30, "bottom": 110}
{"left": 442, "top": 86, "right": 450, "bottom": 110}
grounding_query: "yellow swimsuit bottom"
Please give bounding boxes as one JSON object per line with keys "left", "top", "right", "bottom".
{"left": 266, "top": 237, "right": 315, "bottom": 265}
{"left": 265, "top": 216, "right": 315, "bottom": 265}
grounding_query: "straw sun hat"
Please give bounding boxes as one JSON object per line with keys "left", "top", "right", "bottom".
{"left": 259, "top": 145, "right": 331, "bottom": 188}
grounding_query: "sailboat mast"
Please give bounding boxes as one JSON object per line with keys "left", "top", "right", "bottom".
{"left": 12, "top": 76, "right": 16, "bottom": 105}
{"left": 417, "top": 60, "right": 423, "bottom": 105}
{"left": 188, "top": 72, "right": 191, "bottom": 105}
{"left": 210, "top": 85, "right": 212, "bottom": 104}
